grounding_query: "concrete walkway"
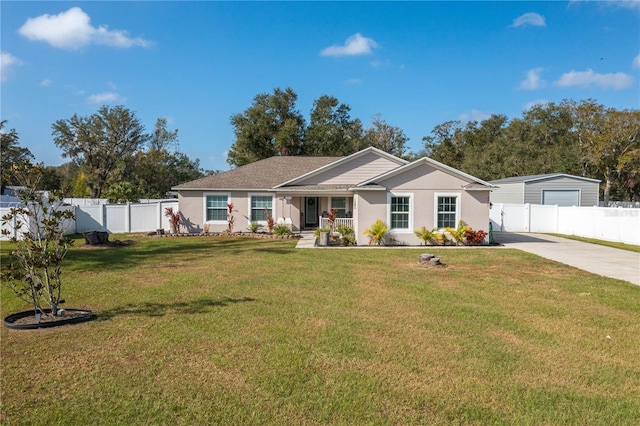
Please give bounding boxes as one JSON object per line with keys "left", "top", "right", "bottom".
{"left": 296, "top": 232, "right": 317, "bottom": 248}
{"left": 494, "top": 232, "right": 640, "bottom": 286}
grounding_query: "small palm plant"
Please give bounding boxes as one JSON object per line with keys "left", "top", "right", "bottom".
{"left": 445, "top": 220, "right": 471, "bottom": 246}
{"left": 363, "top": 219, "right": 389, "bottom": 246}
{"left": 414, "top": 226, "right": 440, "bottom": 245}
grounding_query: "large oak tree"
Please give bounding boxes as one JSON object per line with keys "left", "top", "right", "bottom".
{"left": 52, "top": 105, "right": 148, "bottom": 198}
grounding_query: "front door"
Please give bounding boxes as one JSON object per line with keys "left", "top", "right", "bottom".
{"left": 305, "top": 197, "right": 318, "bottom": 228}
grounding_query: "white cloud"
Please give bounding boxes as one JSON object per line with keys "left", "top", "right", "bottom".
{"left": 511, "top": 12, "right": 546, "bottom": 28}
{"left": 345, "top": 78, "right": 363, "bottom": 84}
{"left": 18, "top": 7, "right": 150, "bottom": 50}
{"left": 633, "top": 54, "right": 640, "bottom": 69}
{"left": 519, "top": 67, "right": 546, "bottom": 90}
{"left": 320, "top": 33, "right": 379, "bottom": 57}
{"left": 40, "top": 79, "right": 53, "bottom": 87}
{"left": 459, "top": 109, "right": 492, "bottom": 123}
{"left": 555, "top": 68, "right": 634, "bottom": 90}
{"left": 87, "top": 91, "right": 124, "bottom": 104}
{"left": 1, "top": 51, "right": 22, "bottom": 82}
{"left": 569, "top": 0, "right": 640, "bottom": 10}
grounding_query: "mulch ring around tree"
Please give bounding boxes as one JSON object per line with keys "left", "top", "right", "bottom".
{"left": 4, "top": 309, "right": 95, "bottom": 330}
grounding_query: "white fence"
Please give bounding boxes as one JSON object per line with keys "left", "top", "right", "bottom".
{"left": 490, "top": 203, "right": 640, "bottom": 245}
{"left": 1, "top": 200, "right": 178, "bottom": 240}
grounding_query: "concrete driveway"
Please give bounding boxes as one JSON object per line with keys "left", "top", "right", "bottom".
{"left": 494, "top": 232, "right": 640, "bottom": 286}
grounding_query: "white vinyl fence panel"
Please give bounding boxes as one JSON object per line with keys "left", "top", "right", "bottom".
{"left": 2, "top": 200, "right": 179, "bottom": 240}
{"left": 491, "top": 203, "right": 640, "bottom": 245}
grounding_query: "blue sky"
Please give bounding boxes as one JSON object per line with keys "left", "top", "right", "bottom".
{"left": 2, "top": 1, "right": 639, "bottom": 172}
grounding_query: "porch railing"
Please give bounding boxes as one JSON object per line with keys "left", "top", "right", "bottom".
{"left": 319, "top": 217, "right": 354, "bottom": 230}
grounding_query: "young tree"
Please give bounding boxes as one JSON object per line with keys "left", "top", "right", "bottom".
{"left": 227, "top": 88, "right": 305, "bottom": 167}
{"left": 1, "top": 121, "right": 34, "bottom": 194}
{"left": 52, "top": 105, "right": 149, "bottom": 198}
{"left": 1, "top": 161, "right": 75, "bottom": 318}
{"left": 304, "top": 95, "right": 364, "bottom": 156}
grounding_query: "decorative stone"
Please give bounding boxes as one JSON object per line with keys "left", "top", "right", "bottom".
{"left": 429, "top": 257, "right": 442, "bottom": 266}
{"left": 418, "top": 253, "right": 435, "bottom": 263}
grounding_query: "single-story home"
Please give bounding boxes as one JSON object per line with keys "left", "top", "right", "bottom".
{"left": 489, "top": 173, "right": 600, "bottom": 207}
{"left": 172, "top": 147, "right": 496, "bottom": 245}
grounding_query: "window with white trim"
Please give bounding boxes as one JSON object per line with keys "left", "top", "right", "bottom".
{"left": 330, "top": 197, "right": 347, "bottom": 218}
{"left": 436, "top": 195, "right": 458, "bottom": 228}
{"left": 205, "top": 194, "right": 228, "bottom": 222}
{"left": 250, "top": 195, "right": 273, "bottom": 222}
{"left": 389, "top": 194, "right": 411, "bottom": 230}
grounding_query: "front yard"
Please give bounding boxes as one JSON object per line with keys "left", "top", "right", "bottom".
{"left": 1, "top": 235, "right": 639, "bottom": 424}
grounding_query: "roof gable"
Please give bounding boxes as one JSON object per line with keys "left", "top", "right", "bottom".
{"left": 489, "top": 173, "right": 600, "bottom": 184}
{"left": 275, "top": 147, "right": 407, "bottom": 188}
{"left": 358, "top": 157, "right": 495, "bottom": 190}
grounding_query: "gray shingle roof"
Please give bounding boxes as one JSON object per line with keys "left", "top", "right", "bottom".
{"left": 489, "top": 173, "right": 600, "bottom": 184}
{"left": 173, "top": 156, "right": 341, "bottom": 190}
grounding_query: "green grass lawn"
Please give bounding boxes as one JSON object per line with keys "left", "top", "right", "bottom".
{"left": 2, "top": 235, "right": 639, "bottom": 425}
{"left": 548, "top": 233, "right": 640, "bottom": 253}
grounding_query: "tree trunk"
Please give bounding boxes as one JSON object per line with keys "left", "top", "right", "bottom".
{"left": 603, "top": 168, "right": 613, "bottom": 205}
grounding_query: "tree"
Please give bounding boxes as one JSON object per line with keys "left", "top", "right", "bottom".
{"left": 422, "top": 120, "right": 466, "bottom": 171}
{"left": 52, "top": 105, "right": 149, "bottom": 198}
{"left": 304, "top": 95, "right": 363, "bottom": 156}
{"left": 573, "top": 100, "right": 640, "bottom": 204}
{"left": 227, "top": 88, "right": 305, "bottom": 167}
{"left": 1, "top": 121, "right": 34, "bottom": 194}
{"left": 104, "top": 181, "right": 139, "bottom": 203}
{"left": 362, "top": 115, "right": 409, "bottom": 157}
{"left": 1, "top": 161, "right": 75, "bottom": 318}
{"left": 132, "top": 150, "right": 204, "bottom": 199}
{"left": 128, "top": 119, "right": 204, "bottom": 199}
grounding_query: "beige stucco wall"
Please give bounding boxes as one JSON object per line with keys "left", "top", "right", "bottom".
{"left": 178, "top": 191, "right": 304, "bottom": 233}
{"left": 355, "top": 164, "right": 491, "bottom": 246}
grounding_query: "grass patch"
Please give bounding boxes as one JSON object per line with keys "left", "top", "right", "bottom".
{"left": 548, "top": 233, "right": 640, "bottom": 253}
{"left": 2, "top": 234, "right": 640, "bottom": 424}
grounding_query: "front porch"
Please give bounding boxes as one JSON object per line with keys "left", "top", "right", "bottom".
{"left": 319, "top": 216, "right": 354, "bottom": 230}
{"left": 277, "top": 195, "right": 354, "bottom": 230}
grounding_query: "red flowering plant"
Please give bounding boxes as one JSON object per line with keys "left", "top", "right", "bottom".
{"left": 164, "top": 207, "right": 181, "bottom": 234}
{"left": 265, "top": 208, "right": 275, "bottom": 234}
{"left": 327, "top": 208, "right": 337, "bottom": 233}
{"left": 464, "top": 229, "right": 487, "bottom": 245}
{"left": 226, "top": 203, "right": 235, "bottom": 234}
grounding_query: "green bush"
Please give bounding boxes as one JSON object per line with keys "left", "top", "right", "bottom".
{"left": 273, "top": 224, "right": 292, "bottom": 236}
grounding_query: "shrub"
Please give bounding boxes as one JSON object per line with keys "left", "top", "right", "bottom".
{"left": 327, "top": 208, "right": 337, "bottom": 231}
{"left": 273, "top": 224, "right": 292, "bottom": 236}
{"left": 337, "top": 225, "right": 356, "bottom": 246}
{"left": 265, "top": 208, "right": 274, "bottom": 234}
{"left": 363, "top": 219, "right": 389, "bottom": 246}
{"left": 226, "top": 203, "right": 235, "bottom": 234}
{"left": 314, "top": 226, "right": 330, "bottom": 238}
{"left": 250, "top": 221, "right": 259, "bottom": 233}
{"left": 414, "top": 226, "right": 442, "bottom": 245}
{"left": 445, "top": 220, "right": 471, "bottom": 246}
{"left": 164, "top": 207, "right": 181, "bottom": 233}
{"left": 464, "top": 229, "right": 487, "bottom": 245}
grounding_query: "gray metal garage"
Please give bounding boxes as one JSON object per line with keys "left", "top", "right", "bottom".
{"left": 489, "top": 173, "right": 601, "bottom": 207}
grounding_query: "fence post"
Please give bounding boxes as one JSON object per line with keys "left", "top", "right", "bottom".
{"left": 524, "top": 203, "right": 530, "bottom": 232}
{"left": 125, "top": 202, "right": 131, "bottom": 233}
{"left": 102, "top": 204, "right": 107, "bottom": 231}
